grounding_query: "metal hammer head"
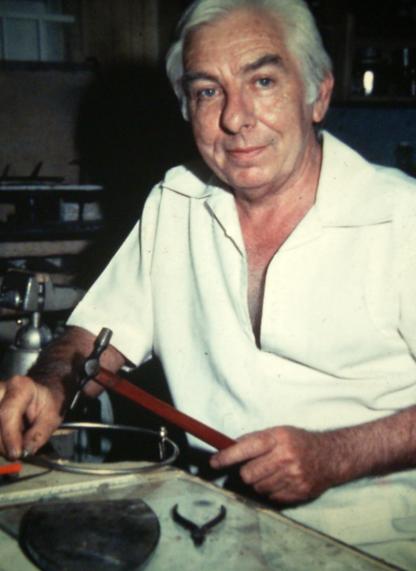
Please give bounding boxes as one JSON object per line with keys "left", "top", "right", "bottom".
{"left": 83, "top": 328, "right": 113, "bottom": 379}
{"left": 70, "top": 327, "right": 113, "bottom": 409}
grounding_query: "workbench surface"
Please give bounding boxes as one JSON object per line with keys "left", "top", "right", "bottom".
{"left": 0, "top": 458, "right": 402, "bottom": 571}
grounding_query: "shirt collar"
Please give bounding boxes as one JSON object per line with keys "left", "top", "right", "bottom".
{"left": 161, "top": 159, "right": 245, "bottom": 253}
{"left": 161, "top": 131, "right": 394, "bottom": 229}
{"left": 161, "top": 159, "right": 223, "bottom": 198}
{"left": 314, "top": 131, "right": 393, "bottom": 227}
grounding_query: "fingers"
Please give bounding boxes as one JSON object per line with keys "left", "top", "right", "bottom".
{"left": 210, "top": 426, "right": 328, "bottom": 504}
{"left": 254, "top": 472, "right": 313, "bottom": 504}
{"left": 22, "top": 414, "right": 62, "bottom": 456}
{"left": 210, "top": 429, "right": 278, "bottom": 469}
{"left": 23, "top": 385, "right": 65, "bottom": 455}
{"left": 0, "top": 417, "right": 24, "bottom": 461}
{"left": 246, "top": 456, "right": 316, "bottom": 502}
{"left": 0, "top": 376, "right": 36, "bottom": 459}
{"left": 0, "top": 376, "right": 64, "bottom": 460}
{"left": 240, "top": 449, "right": 281, "bottom": 484}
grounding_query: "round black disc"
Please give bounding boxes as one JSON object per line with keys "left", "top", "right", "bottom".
{"left": 20, "top": 499, "right": 160, "bottom": 571}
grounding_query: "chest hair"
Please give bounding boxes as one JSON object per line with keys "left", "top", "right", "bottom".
{"left": 240, "top": 203, "right": 313, "bottom": 346}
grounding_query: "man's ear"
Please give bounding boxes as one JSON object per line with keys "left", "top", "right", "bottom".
{"left": 312, "top": 73, "right": 334, "bottom": 123}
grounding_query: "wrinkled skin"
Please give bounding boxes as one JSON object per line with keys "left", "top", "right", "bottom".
{"left": 210, "top": 405, "right": 416, "bottom": 504}
{"left": 0, "top": 376, "right": 65, "bottom": 460}
{"left": 0, "top": 327, "right": 126, "bottom": 461}
{"left": 184, "top": 9, "right": 333, "bottom": 204}
{"left": 210, "top": 426, "right": 341, "bottom": 503}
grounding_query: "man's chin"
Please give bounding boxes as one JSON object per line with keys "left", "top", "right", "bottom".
{"left": 221, "top": 171, "right": 273, "bottom": 196}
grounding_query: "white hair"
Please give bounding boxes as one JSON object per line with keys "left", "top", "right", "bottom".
{"left": 166, "top": 0, "right": 333, "bottom": 119}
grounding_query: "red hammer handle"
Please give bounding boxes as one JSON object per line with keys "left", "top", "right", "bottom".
{"left": 95, "top": 366, "right": 236, "bottom": 451}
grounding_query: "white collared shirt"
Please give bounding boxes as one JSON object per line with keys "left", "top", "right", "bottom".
{"left": 68, "top": 131, "right": 416, "bottom": 551}
{"left": 69, "top": 132, "right": 416, "bottom": 447}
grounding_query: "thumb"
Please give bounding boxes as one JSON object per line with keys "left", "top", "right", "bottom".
{"left": 0, "top": 376, "right": 36, "bottom": 459}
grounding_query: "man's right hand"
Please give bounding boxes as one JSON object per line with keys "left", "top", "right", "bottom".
{"left": 0, "top": 375, "right": 65, "bottom": 460}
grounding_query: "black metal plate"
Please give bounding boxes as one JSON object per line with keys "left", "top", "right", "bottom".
{"left": 20, "top": 499, "right": 160, "bottom": 571}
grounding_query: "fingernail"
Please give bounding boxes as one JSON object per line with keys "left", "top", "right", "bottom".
{"left": 22, "top": 444, "right": 36, "bottom": 459}
{"left": 8, "top": 448, "right": 20, "bottom": 461}
{"left": 210, "top": 456, "right": 220, "bottom": 468}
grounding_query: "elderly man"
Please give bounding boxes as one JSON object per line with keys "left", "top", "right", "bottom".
{"left": 1, "top": 0, "right": 416, "bottom": 567}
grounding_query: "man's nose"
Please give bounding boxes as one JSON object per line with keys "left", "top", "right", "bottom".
{"left": 220, "top": 89, "right": 255, "bottom": 134}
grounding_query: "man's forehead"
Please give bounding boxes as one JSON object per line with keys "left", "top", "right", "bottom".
{"left": 184, "top": 10, "right": 288, "bottom": 73}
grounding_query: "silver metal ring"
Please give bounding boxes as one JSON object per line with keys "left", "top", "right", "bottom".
{"left": 23, "top": 422, "right": 180, "bottom": 475}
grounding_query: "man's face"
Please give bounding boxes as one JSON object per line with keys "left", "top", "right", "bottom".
{"left": 183, "top": 9, "right": 331, "bottom": 199}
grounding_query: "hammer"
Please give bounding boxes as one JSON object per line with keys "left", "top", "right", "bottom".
{"left": 71, "top": 328, "right": 236, "bottom": 451}
{"left": 70, "top": 327, "right": 113, "bottom": 410}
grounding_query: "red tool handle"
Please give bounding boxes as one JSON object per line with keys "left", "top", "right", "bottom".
{"left": 95, "top": 367, "right": 236, "bottom": 451}
{"left": 0, "top": 462, "right": 21, "bottom": 476}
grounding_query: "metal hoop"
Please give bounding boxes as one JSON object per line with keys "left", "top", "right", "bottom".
{"left": 23, "top": 422, "right": 180, "bottom": 475}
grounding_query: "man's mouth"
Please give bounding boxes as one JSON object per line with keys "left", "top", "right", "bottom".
{"left": 226, "top": 145, "right": 267, "bottom": 161}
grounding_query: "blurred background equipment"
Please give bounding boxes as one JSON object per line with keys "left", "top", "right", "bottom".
{"left": 0, "top": 268, "right": 84, "bottom": 378}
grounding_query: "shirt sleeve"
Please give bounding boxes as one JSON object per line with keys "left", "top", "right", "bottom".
{"left": 396, "top": 196, "right": 416, "bottom": 359}
{"left": 67, "top": 184, "right": 162, "bottom": 366}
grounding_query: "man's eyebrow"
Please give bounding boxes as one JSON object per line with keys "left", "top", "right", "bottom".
{"left": 181, "top": 71, "right": 217, "bottom": 93}
{"left": 243, "top": 54, "right": 282, "bottom": 73}
{"left": 181, "top": 54, "right": 282, "bottom": 93}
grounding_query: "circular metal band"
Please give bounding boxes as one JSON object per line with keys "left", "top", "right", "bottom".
{"left": 24, "top": 422, "right": 180, "bottom": 475}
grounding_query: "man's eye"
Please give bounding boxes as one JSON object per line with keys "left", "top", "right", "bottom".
{"left": 197, "top": 87, "right": 217, "bottom": 99}
{"left": 256, "top": 77, "right": 273, "bottom": 88}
